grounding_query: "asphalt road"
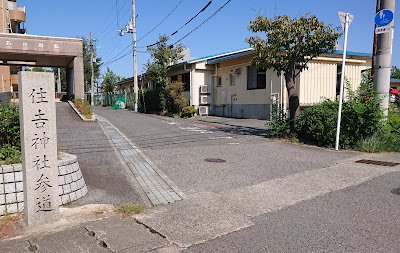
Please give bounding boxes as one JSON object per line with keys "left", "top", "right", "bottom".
{"left": 185, "top": 172, "right": 400, "bottom": 252}
{"left": 56, "top": 102, "right": 143, "bottom": 206}
{"left": 94, "top": 106, "right": 357, "bottom": 195}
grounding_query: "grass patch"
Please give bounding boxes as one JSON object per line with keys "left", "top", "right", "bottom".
{"left": 115, "top": 204, "right": 145, "bottom": 217}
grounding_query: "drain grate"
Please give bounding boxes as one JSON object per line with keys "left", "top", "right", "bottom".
{"left": 204, "top": 158, "right": 227, "bottom": 163}
{"left": 355, "top": 159, "right": 400, "bottom": 167}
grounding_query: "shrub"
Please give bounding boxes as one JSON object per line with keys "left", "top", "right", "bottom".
{"left": 0, "top": 105, "right": 20, "bottom": 148}
{"left": 163, "top": 82, "right": 188, "bottom": 115}
{"left": 73, "top": 99, "right": 92, "bottom": 119}
{"left": 181, "top": 106, "right": 197, "bottom": 118}
{"left": 267, "top": 104, "right": 292, "bottom": 138}
{"left": 139, "top": 89, "right": 162, "bottom": 113}
{"left": 296, "top": 72, "right": 385, "bottom": 149}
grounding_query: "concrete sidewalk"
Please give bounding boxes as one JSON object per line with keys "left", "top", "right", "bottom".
{"left": 1, "top": 152, "right": 399, "bottom": 252}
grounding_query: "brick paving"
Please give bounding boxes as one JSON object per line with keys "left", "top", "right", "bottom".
{"left": 96, "top": 115, "right": 182, "bottom": 205}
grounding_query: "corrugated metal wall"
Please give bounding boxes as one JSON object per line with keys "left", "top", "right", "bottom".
{"left": 299, "top": 62, "right": 337, "bottom": 105}
{"left": 299, "top": 62, "right": 365, "bottom": 105}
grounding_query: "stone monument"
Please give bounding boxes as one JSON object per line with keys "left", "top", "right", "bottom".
{"left": 18, "top": 71, "right": 59, "bottom": 226}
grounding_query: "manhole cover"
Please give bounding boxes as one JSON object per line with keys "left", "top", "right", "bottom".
{"left": 355, "top": 159, "right": 400, "bottom": 167}
{"left": 391, "top": 188, "right": 400, "bottom": 196}
{"left": 204, "top": 158, "right": 227, "bottom": 163}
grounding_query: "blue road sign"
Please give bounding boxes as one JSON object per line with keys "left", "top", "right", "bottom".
{"left": 375, "top": 9, "right": 394, "bottom": 27}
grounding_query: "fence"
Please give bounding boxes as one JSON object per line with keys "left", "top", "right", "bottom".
{"left": 97, "top": 88, "right": 139, "bottom": 109}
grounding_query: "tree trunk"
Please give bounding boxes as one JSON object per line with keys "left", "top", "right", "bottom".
{"left": 284, "top": 72, "right": 300, "bottom": 132}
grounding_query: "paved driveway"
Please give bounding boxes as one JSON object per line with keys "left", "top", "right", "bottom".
{"left": 56, "top": 103, "right": 143, "bottom": 206}
{"left": 94, "top": 107, "right": 357, "bottom": 195}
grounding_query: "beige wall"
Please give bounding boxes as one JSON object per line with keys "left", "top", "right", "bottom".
{"left": 0, "top": 66, "right": 11, "bottom": 92}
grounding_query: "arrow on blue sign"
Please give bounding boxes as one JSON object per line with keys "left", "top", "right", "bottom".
{"left": 375, "top": 9, "right": 394, "bottom": 27}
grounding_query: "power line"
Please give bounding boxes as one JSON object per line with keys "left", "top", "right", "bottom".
{"left": 170, "top": 1, "right": 212, "bottom": 36}
{"left": 172, "top": 0, "right": 232, "bottom": 45}
{"left": 136, "top": 0, "right": 184, "bottom": 42}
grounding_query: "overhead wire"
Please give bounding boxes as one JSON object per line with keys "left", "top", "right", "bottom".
{"left": 172, "top": 0, "right": 232, "bottom": 45}
{"left": 136, "top": 0, "right": 184, "bottom": 42}
{"left": 103, "top": 0, "right": 231, "bottom": 66}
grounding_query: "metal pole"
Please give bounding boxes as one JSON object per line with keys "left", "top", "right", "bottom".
{"left": 132, "top": 0, "right": 138, "bottom": 112}
{"left": 57, "top": 68, "right": 61, "bottom": 93}
{"left": 374, "top": 0, "right": 395, "bottom": 116}
{"left": 90, "top": 32, "right": 95, "bottom": 106}
{"left": 335, "top": 13, "right": 349, "bottom": 151}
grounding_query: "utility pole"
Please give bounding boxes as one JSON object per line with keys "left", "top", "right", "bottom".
{"left": 374, "top": 0, "right": 395, "bottom": 115}
{"left": 89, "top": 32, "right": 95, "bottom": 106}
{"left": 118, "top": 1, "right": 138, "bottom": 111}
{"left": 132, "top": 0, "right": 138, "bottom": 112}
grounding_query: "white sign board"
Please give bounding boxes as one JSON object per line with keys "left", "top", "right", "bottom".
{"left": 375, "top": 26, "right": 392, "bottom": 34}
{"left": 338, "top": 11, "right": 354, "bottom": 31}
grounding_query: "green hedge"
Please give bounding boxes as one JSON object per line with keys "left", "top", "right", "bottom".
{"left": 139, "top": 89, "right": 162, "bottom": 113}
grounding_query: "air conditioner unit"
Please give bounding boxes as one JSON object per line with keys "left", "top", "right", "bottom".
{"left": 200, "top": 85, "right": 208, "bottom": 93}
{"left": 199, "top": 106, "right": 209, "bottom": 116}
{"left": 200, "top": 95, "right": 210, "bottom": 105}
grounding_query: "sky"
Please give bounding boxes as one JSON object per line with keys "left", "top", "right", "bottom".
{"left": 18, "top": 0, "right": 399, "bottom": 80}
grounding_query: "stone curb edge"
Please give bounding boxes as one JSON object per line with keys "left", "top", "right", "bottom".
{"left": 67, "top": 100, "right": 96, "bottom": 122}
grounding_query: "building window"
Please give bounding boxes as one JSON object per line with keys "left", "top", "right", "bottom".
{"left": 336, "top": 64, "right": 342, "bottom": 97}
{"left": 217, "top": 77, "right": 222, "bottom": 87}
{"left": 247, "top": 67, "right": 266, "bottom": 90}
{"left": 171, "top": 75, "right": 178, "bottom": 82}
{"left": 229, "top": 74, "right": 235, "bottom": 86}
{"left": 182, "top": 72, "right": 190, "bottom": 91}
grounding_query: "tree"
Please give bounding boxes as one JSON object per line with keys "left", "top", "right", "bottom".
{"left": 101, "top": 67, "right": 123, "bottom": 92}
{"left": 82, "top": 37, "right": 102, "bottom": 93}
{"left": 52, "top": 68, "right": 67, "bottom": 92}
{"left": 246, "top": 14, "right": 341, "bottom": 130}
{"left": 392, "top": 66, "right": 400, "bottom": 79}
{"left": 146, "top": 34, "right": 185, "bottom": 87}
{"left": 25, "top": 67, "right": 52, "bottom": 72}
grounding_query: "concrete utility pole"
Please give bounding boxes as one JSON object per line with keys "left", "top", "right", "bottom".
{"left": 132, "top": 0, "right": 138, "bottom": 112}
{"left": 374, "top": 0, "right": 395, "bottom": 115}
{"left": 117, "top": 1, "right": 138, "bottom": 111}
{"left": 90, "top": 32, "right": 95, "bottom": 106}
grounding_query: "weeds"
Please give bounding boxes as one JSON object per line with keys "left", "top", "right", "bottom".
{"left": 115, "top": 204, "right": 145, "bottom": 218}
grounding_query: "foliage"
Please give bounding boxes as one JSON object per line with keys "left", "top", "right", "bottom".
{"left": 296, "top": 70, "right": 385, "bottom": 148}
{"left": 0, "top": 105, "right": 20, "bottom": 148}
{"left": 73, "top": 99, "right": 93, "bottom": 119}
{"left": 52, "top": 68, "right": 67, "bottom": 92}
{"left": 0, "top": 105, "right": 21, "bottom": 164}
{"left": 181, "top": 106, "right": 197, "bottom": 118}
{"left": 25, "top": 67, "right": 52, "bottom": 72}
{"left": 246, "top": 13, "right": 341, "bottom": 128}
{"left": 267, "top": 103, "right": 292, "bottom": 138}
{"left": 101, "top": 67, "right": 123, "bottom": 93}
{"left": 115, "top": 204, "right": 145, "bottom": 218}
{"left": 0, "top": 144, "right": 21, "bottom": 165}
{"left": 139, "top": 89, "right": 162, "bottom": 113}
{"left": 146, "top": 34, "right": 185, "bottom": 88}
{"left": 82, "top": 37, "right": 102, "bottom": 93}
{"left": 163, "top": 82, "right": 188, "bottom": 115}
{"left": 392, "top": 66, "right": 400, "bottom": 79}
